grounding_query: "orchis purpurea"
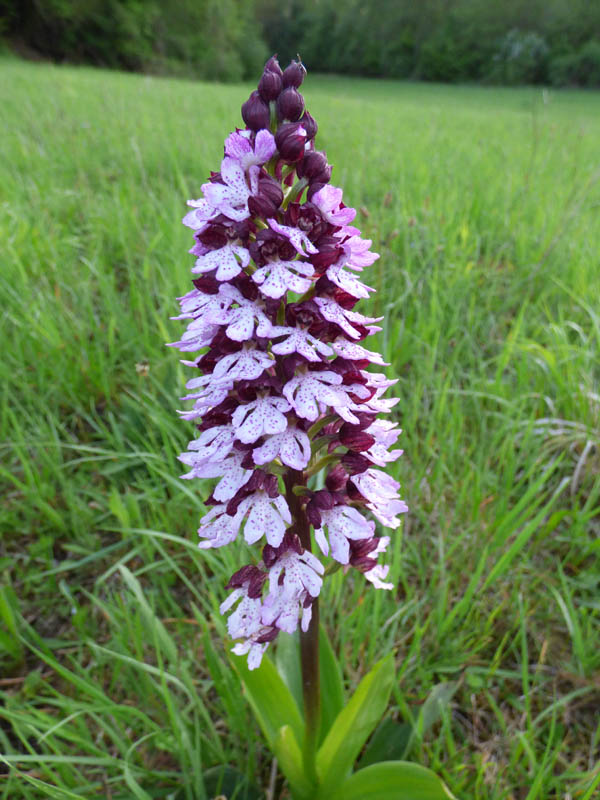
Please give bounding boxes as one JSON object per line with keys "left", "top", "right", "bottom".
{"left": 169, "top": 55, "right": 406, "bottom": 672}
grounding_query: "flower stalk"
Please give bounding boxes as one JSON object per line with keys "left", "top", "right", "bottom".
{"left": 168, "top": 53, "right": 460, "bottom": 800}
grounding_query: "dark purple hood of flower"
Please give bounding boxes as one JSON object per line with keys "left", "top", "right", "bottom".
{"left": 169, "top": 56, "right": 406, "bottom": 670}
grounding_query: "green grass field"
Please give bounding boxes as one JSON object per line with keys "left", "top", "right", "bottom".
{"left": 1, "top": 57, "right": 600, "bottom": 799}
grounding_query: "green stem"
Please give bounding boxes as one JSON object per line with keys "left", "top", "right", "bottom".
{"left": 284, "top": 469, "right": 321, "bottom": 785}
{"left": 305, "top": 452, "right": 340, "bottom": 479}
{"left": 307, "top": 413, "right": 337, "bottom": 441}
{"left": 300, "top": 596, "right": 320, "bottom": 776}
{"left": 282, "top": 177, "right": 309, "bottom": 210}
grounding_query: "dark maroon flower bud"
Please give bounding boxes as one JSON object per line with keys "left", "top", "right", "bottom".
{"left": 227, "top": 219, "right": 252, "bottom": 241}
{"left": 275, "top": 121, "right": 307, "bottom": 161}
{"left": 340, "top": 365, "right": 367, "bottom": 385}
{"left": 307, "top": 181, "right": 327, "bottom": 201}
{"left": 346, "top": 480, "right": 365, "bottom": 502}
{"left": 232, "top": 271, "right": 259, "bottom": 301}
{"left": 297, "top": 150, "right": 331, "bottom": 183}
{"left": 192, "top": 276, "right": 219, "bottom": 294}
{"left": 306, "top": 490, "right": 335, "bottom": 527}
{"left": 326, "top": 463, "right": 348, "bottom": 492}
{"left": 339, "top": 424, "right": 376, "bottom": 451}
{"left": 242, "top": 91, "right": 270, "bottom": 131}
{"left": 258, "top": 69, "right": 283, "bottom": 101}
{"left": 281, "top": 353, "right": 307, "bottom": 381}
{"left": 240, "top": 450, "right": 256, "bottom": 470}
{"left": 226, "top": 564, "right": 266, "bottom": 598}
{"left": 262, "top": 531, "right": 302, "bottom": 568}
{"left": 341, "top": 452, "right": 371, "bottom": 475}
{"left": 264, "top": 55, "right": 283, "bottom": 76}
{"left": 349, "top": 538, "right": 380, "bottom": 572}
{"left": 198, "top": 224, "right": 228, "bottom": 249}
{"left": 310, "top": 236, "right": 343, "bottom": 270}
{"left": 306, "top": 500, "right": 322, "bottom": 528}
{"left": 314, "top": 489, "right": 336, "bottom": 509}
{"left": 276, "top": 87, "right": 305, "bottom": 122}
{"left": 256, "top": 627, "right": 280, "bottom": 644}
{"left": 282, "top": 60, "right": 306, "bottom": 88}
{"left": 299, "top": 110, "right": 318, "bottom": 139}
{"left": 263, "top": 473, "right": 279, "bottom": 498}
{"left": 198, "top": 400, "right": 236, "bottom": 430}
{"left": 334, "top": 289, "right": 360, "bottom": 310}
{"left": 248, "top": 173, "right": 284, "bottom": 217}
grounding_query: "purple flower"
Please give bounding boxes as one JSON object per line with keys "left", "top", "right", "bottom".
{"left": 202, "top": 158, "right": 259, "bottom": 222}
{"left": 220, "top": 587, "right": 270, "bottom": 669}
{"left": 283, "top": 368, "right": 357, "bottom": 422}
{"left": 212, "top": 344, "right": 273, "bottom": 383}
{"left": 182, "top": 198, "right": 219, "bottom": 232}
{"left": 192, "top": 242, "right": 250, "bottom": 281}
{"left": 231, "top": 393, "right": 291, "bottom": 443}
{"left": 313, "top": 297, "right": 382, "bottom": 340}
{"left": 236, "top": 491, "right": 292, "bottom": 547}
{"left": 219, "top": 285, "right": 273, "bottom": 341}
{"left": 252, "top": 258, "right": 314, "bottom": 299}
{"left": 270, "top": 326, "right": 333, "bottom": 361}
{"left": 267, "top": 218, "right": 319, "bottom": 256}
{"left": 224, "top": 129, "right": 276, "bottom": 170}
{"left": 262, "top": 549, "right": 323, "bottom": 633}
{"left": 314, "top": 505, "right": 375, "bottom": 564}
{"left": 170, "top": 56, "right": 407, "bottom": 669}
{"left": 253, "top": 425, "right": 312, "bottom": 470}
{"left": 326, "top": 259, "right": 375, "bottom": 299}
{"left": 312, "top": 185, "right": 356, "bottom": 226}
{"left": 350, "top": 469, "right": 408, "bottom": 528}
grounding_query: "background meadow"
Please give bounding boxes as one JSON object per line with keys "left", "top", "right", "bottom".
{"left": 1, "top": 58, "right": 600, "bottom": 798}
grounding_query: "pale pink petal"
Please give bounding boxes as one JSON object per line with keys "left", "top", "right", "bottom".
{"left": 267, "top": 218, "right": 318, "bottom": 255}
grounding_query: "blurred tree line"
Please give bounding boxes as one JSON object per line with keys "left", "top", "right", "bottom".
{"left": 1, "top": 0, "right": 600, "bottom": 85}
{"left": 0, "top": 0, "right": 268, "bottom": 81}
{"left": 258, "top": 0, "right": 600, "bottom": 86}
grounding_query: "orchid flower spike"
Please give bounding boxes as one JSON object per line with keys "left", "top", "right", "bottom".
{"left": 170, "top": 55, "right": 407, "bottom": 669}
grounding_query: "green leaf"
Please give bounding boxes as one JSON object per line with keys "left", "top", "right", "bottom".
{"left": 201, "top": 765, "right": 262, "bottom": 800}
{"left": 275, "top": 631, "right": 303, "bottom": 713}
{"left": 232, "top": 652, "right": 305, "bottom": 750}
{"left": 331, "top": 761, "right": 456, "bottom": 800}
{"left": 273, "top": 725, "right": 314, "bottom": 799}
{"left": 318, "top": 626, "right": 345, "bottom": 744}
{"left": 409, "top": 682, "right": 459, "bottom": 755}
{"left": 275, "top": 626, "right": 345, "bottom": 745}
{"left": 359, "top": 718, "right": 413, "bottom": 767}
{"left": 316, "top": 655, "right": 394, "bottom": 795}
{"left": 118, "top": 566, "right": 178, "bottom": 663}
{"left": 0, "top": 585, "right": 25, "bottom": 663}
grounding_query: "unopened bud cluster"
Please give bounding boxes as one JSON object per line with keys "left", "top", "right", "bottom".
{"left": 170, "top": 56, "right": 406, "bottom": 669}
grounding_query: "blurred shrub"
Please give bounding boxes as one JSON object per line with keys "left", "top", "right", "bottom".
{"left": 0, "top": 0, "right": 268, "bottom": 81}
{"left": 549, "top": 40, "right": 600, "bottom": 87}
{"left": 488, "top": 29, "right": 549, "bottom": 85}
{"left": 3, "top": 0, "right": 600, "bottom": 85}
